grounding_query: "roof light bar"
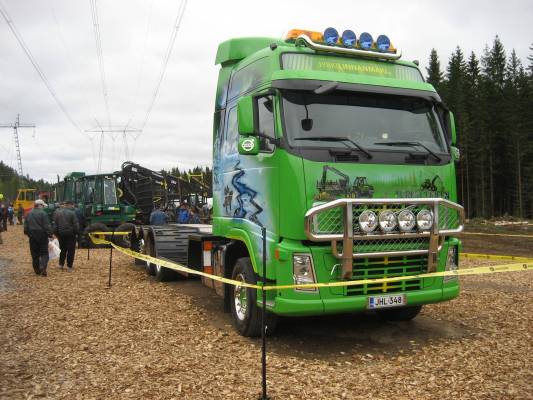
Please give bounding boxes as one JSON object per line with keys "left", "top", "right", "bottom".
{"left": 294, "top": 34, "right": 402, "bottom": 60}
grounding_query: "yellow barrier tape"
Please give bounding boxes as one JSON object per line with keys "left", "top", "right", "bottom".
{"left": 462, "top": 253, "right": 533, "bottom": 262}
{"left": 462, "top": 232, "right": 533, "bottom": 238}
{"left": 89, "top": 234, "right": 533, "bottom": 291}
{"left": 91, "top": 231, "right": 131, "bottom": 236}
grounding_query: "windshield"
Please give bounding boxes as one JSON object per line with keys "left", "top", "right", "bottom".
{"left": 282, "top": 90, "right": 448, "bottom": 154}
{"left": 103, "top": 178, "right": 118, "bottom": 205}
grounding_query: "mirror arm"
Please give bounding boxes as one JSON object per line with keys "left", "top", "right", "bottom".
{"left": 255, "top": 132, "right": 281, "bottom": 147}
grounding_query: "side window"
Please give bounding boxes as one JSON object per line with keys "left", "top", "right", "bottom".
{"left": 257, "top": 95, "right": 275, "bottom": 152}
{"left": 223, "top": 107, "right": 238, "bottom": 158}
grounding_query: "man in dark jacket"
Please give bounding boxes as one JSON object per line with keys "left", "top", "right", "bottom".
{"left": 53, "top": 201, "right": 80, "bottom": 272}
{"left": 0, "top": 203, "right": 8, "bottom": 232}
{"left": 24, "top": 199, "right": 53, "bottom": 276}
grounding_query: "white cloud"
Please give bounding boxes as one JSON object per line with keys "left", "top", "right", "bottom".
{"left": 1, "top": 0, "right": 531, "bottom": 181}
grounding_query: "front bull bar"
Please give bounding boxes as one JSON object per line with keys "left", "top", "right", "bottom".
{"left": 304, "top": 198, "right": 465, "bottom": 279}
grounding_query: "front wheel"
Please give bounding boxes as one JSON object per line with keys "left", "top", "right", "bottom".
{"left": 377, "top": 305, "right": 423, "bottom": 322}
{"left": 230, "top": 257, "right": 277, "bottom": 337}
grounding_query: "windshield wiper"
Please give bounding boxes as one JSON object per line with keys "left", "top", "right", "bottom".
{"left": 373, "top": 141, "right": 442, "bottom": 162}
{"left": 295, "top": 136, "right": 372, "bottom": 159}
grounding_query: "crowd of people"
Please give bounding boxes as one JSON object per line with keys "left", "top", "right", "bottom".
{"left": 2, "top": 198, "right": 212, "bottom": 276}
{"left": 0, "top": 202, "right": 25, "bottom": 231}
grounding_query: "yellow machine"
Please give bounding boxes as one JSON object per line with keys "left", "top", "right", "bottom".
{"left": 14, "top": 188, "right": 37, "bottom": 215}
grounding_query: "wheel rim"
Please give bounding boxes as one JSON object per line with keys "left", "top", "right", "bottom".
{"left": 234, "top": 273, "right": 248, "bottom": 321}
{"left": 155, "top": 264, "right": 161, "bottom": 273}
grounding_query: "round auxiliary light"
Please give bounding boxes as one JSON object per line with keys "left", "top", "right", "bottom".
{"left": 379, "top": 210, "right": 397, "bottom": 232}
{"left": 376, "top": 35, "right": 391, "bottom": 52}
{"left": 417, "top": 209, "right": 434, "bottom": 231}
{"left": 359, "top": 32, "right": 373, "bottom": 50}
{"left": 398, "top": 209, "right": 416, "bottom": 232}
{"left": 323, "top": 27, "right": 339, "bottom": 45}
{"left": 359, "top": 210, "right": 378, "bottom": 233}
{"left": 341, "top": 29, "right": 356, "bottom": 48}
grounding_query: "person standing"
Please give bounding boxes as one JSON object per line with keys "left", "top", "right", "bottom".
{"left": 149, "top": 207, "right": 168, "bottom": 225}
{"left": 7, "top": 204, "right": 14, "bottom": 225}
{"left": 0, "top": 203, "right": 7, "bottom": 231}
{"left": 24, "top": 199, "right": 53, "bottom": 276}
{"left": 17, "top": 204, "right": 24, "bottom": 224}
{"left": 53, "top": 200, "right": 79, "bottom": 272}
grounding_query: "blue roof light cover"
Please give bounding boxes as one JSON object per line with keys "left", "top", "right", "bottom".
{"left": 341, "top": 30, "right": 356, "bottom": 48}
{"left": 323, "top": 27, "right": 339, "bottom": 45}
{"left": 376, "top": 35, "right": 391, "bottom": 52}
{"left": 359, "top": 32, "right": 373, "bottom": 50}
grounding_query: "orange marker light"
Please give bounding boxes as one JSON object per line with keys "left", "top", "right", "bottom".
{"left": 285, "top": 29, "right": 324, "bottom": 44}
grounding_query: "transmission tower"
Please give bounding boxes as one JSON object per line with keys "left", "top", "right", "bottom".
{"left": 85, "top": 127, "right": 142, "bottom": 172}
{"left": 0, "top": 114, "right": 35, "bottom": 176}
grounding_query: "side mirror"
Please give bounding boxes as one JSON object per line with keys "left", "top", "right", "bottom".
{"left": 238, "top": 136, "right": 259, "bottom": 155}
{"left": 447, "top": 111, "right": 457, "bottom": 146}
{"left": 237, "top": 95, "right": 255, "bottom": 135}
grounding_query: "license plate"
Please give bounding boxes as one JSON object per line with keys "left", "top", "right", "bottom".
{"left": 367, "top": 294, "right": 406, "bottom": 309}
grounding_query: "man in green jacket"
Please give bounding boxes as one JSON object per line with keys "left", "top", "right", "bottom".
{"left": 24, "top": 199, "right": 53, "bottom": 276}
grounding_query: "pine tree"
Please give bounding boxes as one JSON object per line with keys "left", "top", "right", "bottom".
{"left": 426, "top": 49, "right": 444, "bottom": 91}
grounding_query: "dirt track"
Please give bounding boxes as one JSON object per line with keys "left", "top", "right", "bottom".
{"left": 0, "top": 226, "right": 532, "bottom": 399}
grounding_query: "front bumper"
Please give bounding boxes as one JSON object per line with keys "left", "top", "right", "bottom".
{"left": 266, "top": 198, "right": 464, "bottom": 317}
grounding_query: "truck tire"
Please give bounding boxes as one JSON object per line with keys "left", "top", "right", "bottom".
{"left": 144, "top": 234, "right": 156, "bottom": 276}
{"left": 132, "top": 230, "right": 145, "bottom": 266}
{"left": 82, "top": 223, "right": 109, "bottom": 248}
{"left": 377, "top": 305, "right": 423, "bottom": 322}
{"left": 154, "top": 262, "right": 178, "bottom": 282}
{"left": 114, "top": 223, "right": 135, "bottom": 248}
{"left": 230, "top": 257, "right": 277, "bottom": 337}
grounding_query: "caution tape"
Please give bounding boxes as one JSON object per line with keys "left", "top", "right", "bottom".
{"left": 462, "top": 253, "right": 533, "bottom": 262}
{"left": 462, "top": 232, "right": 533, "bottom": 238}
{"left": 89, "top": 234, "right": 533, "bottom": 291}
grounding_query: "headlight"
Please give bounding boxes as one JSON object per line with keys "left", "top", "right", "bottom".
{"left": 444, "top": 246, "right": 458, "bottom": 282}
{"left": 378, "top": 210, "right": 397, "bottom": 232}
{"left": 416, "top": 209, "right": 433, "bottom": 231}
{"left": 358, "top": 210, "right": 378, "bottom": 233}
{"left": 292, "top": 254, "right": 317, "bottom": 292}
{"left": 398, "top": 209, "right": 416, "bottom": 231}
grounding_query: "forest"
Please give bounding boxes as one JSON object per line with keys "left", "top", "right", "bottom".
{"left": 426, "top": 37, "right": 533, "bottom": 219}
{"left": 1, "top": 37, "right": 531, "bottom": 218}
{"left": 0, "top": 161, "right": 53, "bottom": 203}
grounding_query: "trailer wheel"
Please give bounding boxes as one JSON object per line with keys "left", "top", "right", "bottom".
{"left": 144, "top": 234, "right": 156, "bottom": 276}
{"left": 230, "top": 257, "right": 277, "bottom": 337}
{"left": 377, "top": 305, "right": 423, "bottom": 322}
{"left": 82, "top": 223, "right": 109, "bottom": 248}
{"left": 114, "top": 223, "right": 135, "bottom": 248}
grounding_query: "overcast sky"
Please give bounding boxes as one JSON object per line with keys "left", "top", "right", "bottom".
{"left": 1, "top": 0, "right": 531, "bottom": 182}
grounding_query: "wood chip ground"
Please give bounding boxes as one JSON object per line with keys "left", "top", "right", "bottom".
{"left": 0, "top": 226, "right": 531, "bottom": 399}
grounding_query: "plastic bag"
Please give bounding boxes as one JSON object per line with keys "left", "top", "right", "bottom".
{"left": 48, "top": 238, "right": 60, "bottom": 260}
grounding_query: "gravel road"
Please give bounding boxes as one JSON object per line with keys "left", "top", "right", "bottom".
{"left": 0, "top": 226, "right": 531, "bottom": 399}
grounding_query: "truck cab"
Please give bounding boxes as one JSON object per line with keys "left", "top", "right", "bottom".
{"left": 211, "top": 28, "right": 464, "bottom": 334}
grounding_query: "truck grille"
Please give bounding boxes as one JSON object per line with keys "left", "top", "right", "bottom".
{"left": 346, "top": 255, "right": 427, "bottom": 296}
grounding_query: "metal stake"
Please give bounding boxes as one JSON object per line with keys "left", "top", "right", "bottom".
{"left": 260, "top": 226, "right": 268, "bottom": 400}
{"left": 108, "top": 231, "right": 114, "bottom": 288}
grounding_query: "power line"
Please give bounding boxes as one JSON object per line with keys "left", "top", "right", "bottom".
{"left": 139, "top": 0, "right": 187, "bottom": 132}
{"left": 89, "top": 0, "right": 112, "bottom": 128}
{"left": 126, "top": 0, "right": 154, "bottom": 128}
{"left": 0, "top": 0, "right": 86, "bottom": 136}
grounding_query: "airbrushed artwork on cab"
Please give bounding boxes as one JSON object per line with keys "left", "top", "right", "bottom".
{"left": 222, "top": 161, "right": 264, "bottom": 226}
{"left": 213, "top": 108, "right": 269, "bottom": 229}
{"left": 313, "top": 165, "right": 450, "bottom": 201}
{"left": 315, "top": 165, "right": 375, "bottom": 201}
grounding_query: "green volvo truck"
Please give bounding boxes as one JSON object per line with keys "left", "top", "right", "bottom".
{"left": 137, "top": 28, "right": 465, "bottom": 337}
